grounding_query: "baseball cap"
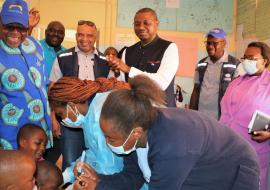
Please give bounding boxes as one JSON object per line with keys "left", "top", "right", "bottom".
{"left": 0, "top": 0, "right": 29, "bottom": 28}
{"left": 206, "top": 28, "right": 226, "bottom": 39}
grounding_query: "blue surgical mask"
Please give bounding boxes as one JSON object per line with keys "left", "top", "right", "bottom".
{"left": 242, "top": 59, "right": 258, "bottom": 75}
{"left": 107, "top": 129, "right": 138, "bottom": 155}
{"left": 61, "top": 105, "right": 85, "bottom": 128}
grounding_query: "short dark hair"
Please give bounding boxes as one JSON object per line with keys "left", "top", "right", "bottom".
{"left": 104, "top": 46, "right": 118, "bottom": 56}
{"left": 16, "top": 123, "right": 46, "bottom": 148}
{"left": 36, "top": 160, "right": 63, "bottom": 189}
{"left": 101, "top": 75, "right": 165, "bottom": 135}
{"left": 135, "top": 8, "right": 158, "bottom": 21}
{"left": 248, "top": 42, "right": 270, "bottom": 67}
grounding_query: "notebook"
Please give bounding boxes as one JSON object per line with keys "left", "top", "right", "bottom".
{"left": 248, "top": 110, "right": 270, "bottom": 133}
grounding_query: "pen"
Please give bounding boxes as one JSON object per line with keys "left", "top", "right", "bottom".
{"left": 77, "top": 150, "right": 86, "bottom": 175}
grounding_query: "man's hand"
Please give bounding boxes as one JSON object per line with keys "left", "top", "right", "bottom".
{"left": 106, "top": 55, "right": 130, "bottom": 73}
{"left": 28, "top": 8, "right": 40, "bottom": 35}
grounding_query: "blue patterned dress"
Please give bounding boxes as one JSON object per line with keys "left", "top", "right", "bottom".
{"left": 0, "top": 36, "right": 52, "bottom": 149}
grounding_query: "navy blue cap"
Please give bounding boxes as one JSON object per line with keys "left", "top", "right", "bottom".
{"left": 0, "top": 0, "right": 29, "bottom": 28}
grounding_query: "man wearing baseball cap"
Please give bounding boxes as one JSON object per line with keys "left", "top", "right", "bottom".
{"left": 0, "top": 0, "right": 53, "bottom": 150}
{"left": 190, "top": 28, "right": 240, "bottom": 119}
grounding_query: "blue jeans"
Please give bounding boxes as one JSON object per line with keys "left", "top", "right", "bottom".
{"left": 60, "top": 125, "right": 85, "bottom": 170}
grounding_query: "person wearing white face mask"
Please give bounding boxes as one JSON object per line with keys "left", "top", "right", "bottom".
{"left": 48, "top": 77, "right": 147, "bottom": 190}
{"left": 220, "top": 42, "right": 270, "bottom": 190}
{"left": 48, "top": 77, "right": 128, "bottom": 182}
{"left": 77, "top": 75, "right": 260, "bottom": 190}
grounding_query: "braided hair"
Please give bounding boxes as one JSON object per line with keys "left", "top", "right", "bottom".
{"left": 48, "top": 77, "right": 130, "bottom": 108}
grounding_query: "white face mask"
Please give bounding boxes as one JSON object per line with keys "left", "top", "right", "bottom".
{"left": 107, "top": 129, "right": 138, "bottom": 155}
{"left": 61, "top": 105, "right": 85, "bottom": 128}
{"left": 242, "top": 59, "right": 259, "bottom": 75}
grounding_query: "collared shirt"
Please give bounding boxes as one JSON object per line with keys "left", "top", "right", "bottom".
{"left": 0, "top": 37, "right": 53, "bottom": 149}
{"left": 194, "top": 52, "right": 228, "bottom": 119}
{"left": 40, "top": 39, "right": 66, "bottom": 78}
{"left": 50, "top": 46, "right": 98, "bottom": 82}
{"left": 76, "top": 46, "right": 96, "bottom": 80}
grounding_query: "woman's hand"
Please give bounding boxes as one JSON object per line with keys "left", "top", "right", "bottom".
{"left": 73, "top": 162, "right": 100, "bottom": 190}
{"left": 251, "top": 127, "right": 270, "bottom": 143}
{"left": 51, "top": 111, "right": 61, "bottom": 138}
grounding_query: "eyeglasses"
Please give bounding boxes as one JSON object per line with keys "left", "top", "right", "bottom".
{"left": 2, "top": 23, "right": 28, "bottom": 33}
{"left": 78, "top": 20, "right": 96, "bottom": 28}
{"left": 204, "top": 40, "right": 224, "bottom": 47}
{"left": 240, "top": 57, "right": 264, "bottom": 61}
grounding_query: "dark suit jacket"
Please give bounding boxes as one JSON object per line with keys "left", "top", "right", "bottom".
{"left": 96, "top": 108, "right": 259, "bottom": 190}
{"left": 57, "top": 47, "right": 110, "bottom": 78}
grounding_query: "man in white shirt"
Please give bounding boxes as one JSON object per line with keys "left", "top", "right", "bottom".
{"left": 107, "top": 8, "right": 179, "bottom": 107}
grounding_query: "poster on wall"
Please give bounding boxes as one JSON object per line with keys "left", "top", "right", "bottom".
{"left": 117, "top": 0, "right": 233, "bottom": 33}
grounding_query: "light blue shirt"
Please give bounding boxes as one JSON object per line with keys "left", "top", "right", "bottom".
{"left": 137, "top": 143, "right": 151, "bottom": 183}
{"left": 63, "top": 92, "right": 149, "bottom": 190}
{"left": 63, "top": 92, "right": 123, "bottom": 183}
{"left": 40, "top": 39, "right": 66, "bottom": 78}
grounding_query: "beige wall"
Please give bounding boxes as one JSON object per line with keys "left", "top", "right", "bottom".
{"left": 29, "top": 0, "right": 114, "bottom": 48}
{"left": 28, "top": 0, "right": 238, "bottom": 54}
{"left": 0, "top": 0, "right": 238, "bottom": 105}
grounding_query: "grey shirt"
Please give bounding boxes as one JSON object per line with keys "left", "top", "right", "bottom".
{"left": 194, "top": 52, "right": 228, "bottom": 119}
{"left": 50, "top": 46, "right": 98, "bottom": 82}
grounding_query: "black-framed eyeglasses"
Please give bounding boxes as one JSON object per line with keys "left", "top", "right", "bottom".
{"left": 2, "top": 23, "right": 28, "bottom": 33}
{"left": 240, "top": 57, "right": 264, "bottom": 61}
{"left": 204, "top": 40, "right": 224, "bottom": 47}
{"left": 78, "top": 20, "right": 96, "bottom": 28}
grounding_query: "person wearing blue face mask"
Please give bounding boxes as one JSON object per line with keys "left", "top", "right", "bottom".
{"left": 77, "top": 75, "right": 260, "bottom": 190}
{"left": 48, "top": 77, "right": 148, "bottom": 190}
{"left": 61, "top": 104, "right": 86, "bottom": 128}
{"left": 220, "top": 42, "right": 270, "bottom": 190}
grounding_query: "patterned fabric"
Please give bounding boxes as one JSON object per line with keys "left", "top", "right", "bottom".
{"left": 40, "top": 39, "right": 66, "bottom": 78}
{"left": 0, "top": 36, "right": 52, "bottom": 150}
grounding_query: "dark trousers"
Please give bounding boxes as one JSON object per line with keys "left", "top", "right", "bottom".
{"left": 60, "top": 125, "right": 85, "bottom": 170}
{"left": 44, "top": 137, "right": 61, "bottom": 163}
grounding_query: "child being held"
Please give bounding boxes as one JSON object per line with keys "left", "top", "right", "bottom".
{"left": 36, "top": 160, "right": 63, "bottom": 190}
{"left": 17, "top": 123, "right": 48, "bottom": 161}
{"left": 104, "top": 46, "right": 120, "bottom": 77}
